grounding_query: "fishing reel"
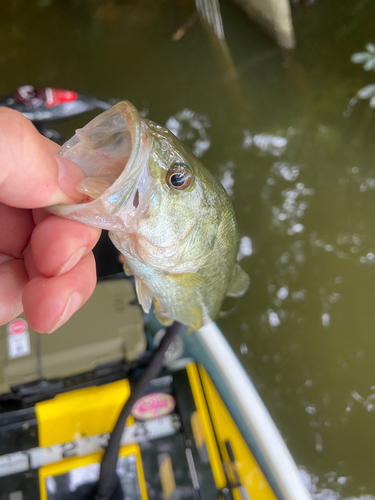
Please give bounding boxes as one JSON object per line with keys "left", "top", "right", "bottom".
{"left": 0, "top": 84, "right": 111, "bottom": 143}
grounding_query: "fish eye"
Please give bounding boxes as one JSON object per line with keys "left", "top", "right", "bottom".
{"left": 166, "top": 163, "right": 193, "bottom": 191}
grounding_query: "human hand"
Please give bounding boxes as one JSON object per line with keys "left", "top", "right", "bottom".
{"left": 0, "top": 108, "right": 101, "bottom": 333}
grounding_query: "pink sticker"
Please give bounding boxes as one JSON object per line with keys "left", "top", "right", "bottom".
{"left": 132, "top": 393, "right": 176, "bottom": 421}
{"left": 7, "top": 318, "right": 28, "bottom": 335}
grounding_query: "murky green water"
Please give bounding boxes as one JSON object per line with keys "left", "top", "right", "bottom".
{"left": 2, "top": 0, "right": 375, "bottom": 497}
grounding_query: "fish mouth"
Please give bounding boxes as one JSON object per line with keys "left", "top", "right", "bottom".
{"left": 48, "top": 101, "right": 144, "bottom": 230}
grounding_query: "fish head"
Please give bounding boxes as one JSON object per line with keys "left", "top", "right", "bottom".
{"left": 125, "top": 118, "right": 227, "bottom": 274}
{"left": 49, "top": 102, "right": 228, "bottom": 275}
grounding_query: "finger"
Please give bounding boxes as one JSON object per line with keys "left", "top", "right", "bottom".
{"left": 32, "top": 208, "right": 50, "bottom": 225}
{"left": 43, "top": 136, "right": 60, "bottom": 153}
{"left": 0, "top": 108, "right": 86, "bottom": 208}
{"left": 0, "top": 259, "right": 28, "bottom": 325}
{"left": 23, "top": 252, "right": 97, "bottom": 333}
{"left": 0, "top": 203, "right": 34, "bottom": 257}
{"left": 30, "top": 215, "right": 101, "bottom": 277}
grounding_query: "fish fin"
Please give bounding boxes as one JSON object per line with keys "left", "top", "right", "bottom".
{"left": 122, "top": 259, "right": 133, "bottom": 277}
{"left": 154, "top": 309, "right": 174, "bottom": 327}
{"left": 135, "top": 276, "right": 153, "bottom": 313}
{"left": 153, "top": 297, "right": 174, "bottom": 327}
{"left": 226, "top": 264, "right": 250, "bottom": 297}
{"left": 186, "top": 305, "right": 203, "bottom": 334}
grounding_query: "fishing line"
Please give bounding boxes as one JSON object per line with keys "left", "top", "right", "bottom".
{"left": 94, "top": 321, "right": 182, "bottom": 500}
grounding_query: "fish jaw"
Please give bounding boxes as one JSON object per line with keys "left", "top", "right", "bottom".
{"left": 47, "top": 101, "right": 147, "bottom": 230}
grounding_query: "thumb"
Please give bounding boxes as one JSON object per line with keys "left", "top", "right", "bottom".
{"left": 0, "top": 108, "right": 86, "bottom": 209}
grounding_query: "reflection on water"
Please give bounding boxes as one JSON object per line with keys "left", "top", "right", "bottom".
{"left": 253, "top": 133, "right": 288, "bottom": 156}
{"left": 3, "top": 0, "right": 375, "bottom": 497}
{"left": 238, "top": 236, "right": 253, "bottom": 260}
{"left": 165, "top": 109, "right": 211, "bottom": 157}
{"left": 218, "top": 160, "right": 236, "bottom": 195}
{"left": 196, "top": 0, "right": 225, "bottom": 40}
{"left": 300, "top": 467, "right": 375, "bottom": 500}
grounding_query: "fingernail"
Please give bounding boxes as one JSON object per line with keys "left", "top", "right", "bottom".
{"left": 55, "top": 153, "right": 87, "bottom": 202}
{"left": 47, "top": 292, "right": 82, "bottom": 333}
{"left": 57, "top": 247, "right": 87, "bottom": 276}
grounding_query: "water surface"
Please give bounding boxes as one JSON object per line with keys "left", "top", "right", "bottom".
{"left": 2, "top": 0, "right": 375, "bottom": 497}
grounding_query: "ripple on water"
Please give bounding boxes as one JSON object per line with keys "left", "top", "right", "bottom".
{"left": 300, "top": 468, "right": 375, "bottom": 500}
{"left": 165, "top": 109, "right": 211, "bottom": 157}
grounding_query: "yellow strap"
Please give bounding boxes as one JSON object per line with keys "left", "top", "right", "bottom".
{"left": 186, "top": 363, "right": 226, "bottom": 489}
{"left": 199, "top": 366, "right": 277, "bottom": 500}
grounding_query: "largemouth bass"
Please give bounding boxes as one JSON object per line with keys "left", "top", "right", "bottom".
{"left": 49, "top": 102, "right": 249, "bottom": 330}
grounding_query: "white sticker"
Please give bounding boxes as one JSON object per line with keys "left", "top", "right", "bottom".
{"left": 0, "top": 452, "right": 29, "bottom": 476}
{"left": 1, "top": 415, "right": 181, "bottom": 477}
{"left": 7, "top": 331, "right": 31, "bottom": 359}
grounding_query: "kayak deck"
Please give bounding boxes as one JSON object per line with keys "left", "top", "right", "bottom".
{"left": 0, "top": 361, "right": 276, "bottom": 500}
